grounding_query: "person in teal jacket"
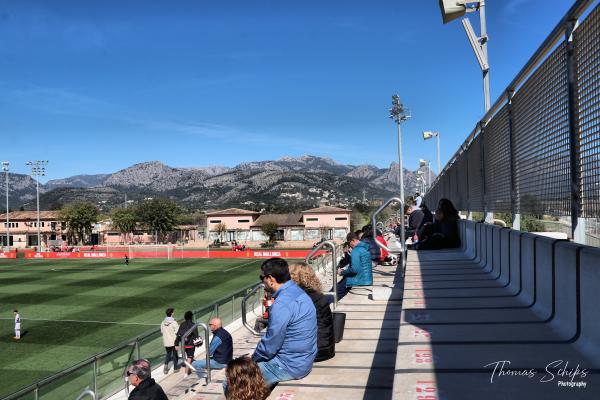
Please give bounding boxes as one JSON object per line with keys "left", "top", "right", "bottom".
{"left": 337, "top": 232, "right": 373, "bottom": 299}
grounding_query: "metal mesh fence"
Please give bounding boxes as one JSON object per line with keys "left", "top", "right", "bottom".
{"left": 512, "top": 42, "right": 571, "bottom": 216}
{"left": 454, "top": 153, "right": 469, "bottom": 211}
{"left": 424, "top": 3, "right": 600, "bottom": 222}
{"left": 467, "top": 135, "right": 483, "bottom": 211}
{"left": 483, "top": 105, "right": 512, "bottom": 212}
{"left": 577, "top": 5, "right": 600, "bottom": 218}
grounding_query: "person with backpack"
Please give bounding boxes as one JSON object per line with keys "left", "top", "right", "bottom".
{"left": 175, "top": 310, "right": 199, "bottom": 378}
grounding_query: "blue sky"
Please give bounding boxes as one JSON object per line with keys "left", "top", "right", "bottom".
{"left": 0, "top": 0, "right": 575, "bottom": 181}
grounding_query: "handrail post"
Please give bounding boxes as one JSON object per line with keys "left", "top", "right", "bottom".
{"left": 371, "top": 197, "right": 405, "bottom": 276}
{"left": 241, "top": 283, "right": 264, "bottom": 336}
{"left": 305, "top": 241, "right": 337, "bottom": 308}
{"left": 74, "top": 389, "right": 97, "bottom": 400}
{"left": 92, "top": 357, "right": 98, "bottom": 395}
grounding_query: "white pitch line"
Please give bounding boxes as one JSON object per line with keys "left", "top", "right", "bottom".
{"left": 224, "top": 259, "right": 258, "bottom": 272}
{"left": 0, "top": 317, "right": 156, "bottom": 326}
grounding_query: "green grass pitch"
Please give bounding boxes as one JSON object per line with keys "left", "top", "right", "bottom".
{"left": 0, "top": 257, "right": 265, "bottom": 398}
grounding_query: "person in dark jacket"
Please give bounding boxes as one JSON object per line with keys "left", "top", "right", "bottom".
{"left": 415, "top": 198, "right": 461, "bottom": 250}
{"left": 336, "top": 242, "right": 352, "bottom": 270}
{"left": 175, "top": 310, "right": 199, "bottom": 377}
{"left": 127, "top": 359, "right": 168, "bottom": 400}
{"left": 289, "top": 262, "right": 335, "bottom": 362}
{"left": 191, "top": 317, "right": 233, "bottom": 379}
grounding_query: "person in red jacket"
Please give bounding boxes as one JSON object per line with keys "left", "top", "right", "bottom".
{"left": 376, "top": 230, "right": 396, "bottom": 266}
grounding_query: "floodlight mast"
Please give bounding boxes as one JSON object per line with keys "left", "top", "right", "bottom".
{"left": 389, "top": 94, "right": 411, "bottom": 207}
{"left": 2, "top": 162, "right": 9, "bottom": 250}
{"left": 26, "top": 160, "right": 48, "bottom": 251}
{"left": 389, "top": 95, "right": 410, "bottom": 262}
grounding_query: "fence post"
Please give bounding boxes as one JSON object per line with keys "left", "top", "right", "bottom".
{"left": 231, "top": 295, "right": 235, "bottom": 321}
{"left": 92, "top": 358, "right": 98, "bottom": 395}
{"left": 135, "top": 340, "right": 140, "bottom": 360}
{"left": 506, "top": 89, "right": 520, "bottom": 230}
{"left": 565, "top": 18, "right": 585, "bottom": 243}
{"left": 479, "top": 122, "right": 492, "bottom": 222}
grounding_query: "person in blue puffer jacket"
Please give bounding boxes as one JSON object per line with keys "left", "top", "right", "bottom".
{"left": 360, "top": 225, "right": 381, "bottom": 264}
{"left": 337, "top": 232, "right": 373, "bottom": 300}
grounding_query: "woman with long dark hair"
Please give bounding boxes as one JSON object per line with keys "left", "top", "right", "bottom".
{"left": 415, "top": 198, "right": 461, "bottom": 250}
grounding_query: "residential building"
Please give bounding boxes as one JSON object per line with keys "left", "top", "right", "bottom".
{"left": 0, "top": 211, "right": 67, "bottom": 249}
{"left": 206, "top": 206, "right": 351, "bottom": 243}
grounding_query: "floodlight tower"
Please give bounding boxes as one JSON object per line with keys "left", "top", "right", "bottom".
{"left": 389, "top": 94, "right": 411, "bottom": 204}
{"left": 2, "top": 162, "right": 9, "bottom": 250}
{"left": 389, "top": 94, "right": 410, "bottom": 258}
{"left": 26, "top": 160, "right": 48, "bottom": 251}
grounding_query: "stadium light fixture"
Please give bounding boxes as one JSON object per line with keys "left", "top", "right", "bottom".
{"left": 438, "top": 0, "right": 490, "bottom": 112}
{"left": 2, "top": 161, "right": 8, "bottom": 250}
{"left": 423, "top": 131, "right": 441, "bottom": 176}
{"left": 26, "top": 160, "right": 48, "bottom": 251}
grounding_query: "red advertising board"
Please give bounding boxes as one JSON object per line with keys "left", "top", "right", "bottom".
{"left": 21, "top": 249, "right": 322, "bottom": 260}
{"left": 0, "top": 252, "right": 17, "bottom": 259}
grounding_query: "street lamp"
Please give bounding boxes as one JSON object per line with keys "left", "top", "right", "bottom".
{"left": 2, "top": 162, "right": 8, "bottom": 250}
{"left": 26, "top": 160, "right": 48, "bottom": 251}
{"left": 438, "top": 0, "right": 491, "bottom": 112}
{"left": 423, "top": 131, "right": 441, "bottom": 175}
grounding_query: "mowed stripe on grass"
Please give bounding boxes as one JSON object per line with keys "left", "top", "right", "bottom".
{"left": 0, "top": 257, "right": 263, "bottom": 397}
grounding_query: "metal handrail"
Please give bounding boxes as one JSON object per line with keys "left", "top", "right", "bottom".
{"left": 180, "top": 322, "right": 211, "bottom": 384}
{"left": 305, "top": 240, "right": 337, "bottom": 308}
{"left": 241, "top": 283, "right": 265, "bottom": 336}
{"left": 372, "top": 197, "right": 406, "bottom": 276}
{"left": 2, "top": 279, "right": 262, "bottom": 400}
{"left": 74, "top": 389, "right": 96, "bottom": 400}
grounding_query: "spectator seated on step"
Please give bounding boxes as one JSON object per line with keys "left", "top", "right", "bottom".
{"left": 415, "top": 198, "right": 461, "bottom": 250}
{"left": 289, "top": 262, "right": 335, "bottom": 362}
{"left": 191, "top": 317, "right": 233, "bottom": 379}
{"left": 360, "top": 225, "right": 381, "bottom": 266}
{"left": 243, "top": 258, "right": 317, "bottom": 390}
{"left": 337, "top": 232, "right": 373, "bottom": 300}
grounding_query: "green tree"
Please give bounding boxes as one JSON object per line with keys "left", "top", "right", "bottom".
{"left": 134, "top": 198, "right": 181, "bottom": 242}
{"left": 60, "top": 202, "right": 99, "bottom": 245}
{"left": 261, "top": 222, "right": 279, "bottom": 243}
{"left": 111, "top": 207, "right": 138, "bottom": 243}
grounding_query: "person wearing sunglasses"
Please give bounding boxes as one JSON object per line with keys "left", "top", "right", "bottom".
{"left": 126, "top": 359, "right": 168, "bottom": 400}
{"left": 247, "top": 258, "right": 317, "bottom": 390}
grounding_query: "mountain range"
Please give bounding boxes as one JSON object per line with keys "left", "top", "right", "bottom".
{"left": 0, "top": 155, "right": 433, "bottom": 212}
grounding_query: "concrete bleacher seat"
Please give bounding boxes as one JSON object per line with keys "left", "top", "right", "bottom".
{"left": 394, "top": 220, "right": 600, "bottom": 400}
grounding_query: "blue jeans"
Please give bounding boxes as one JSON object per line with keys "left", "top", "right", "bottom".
{"left": 192, "top": 358, "right": 227, "bottom": 378}
{"left": 164, "top": 347, "right": 178, "bottom": 370}
{"left": 257, "top": 359, "right": 295, "bottom": 388}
